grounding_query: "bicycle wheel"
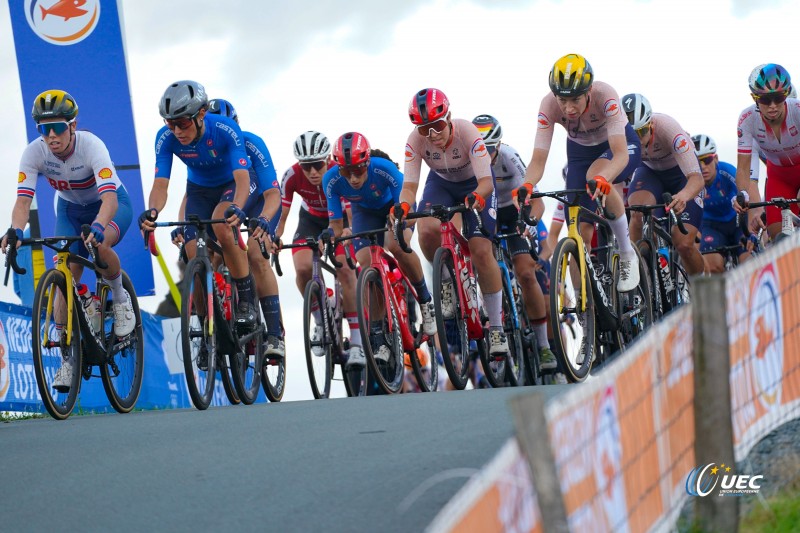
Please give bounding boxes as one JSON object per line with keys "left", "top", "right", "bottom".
{"left": 181, "top": 258, "right": 217, "bottom": 410}
{"left": 218, "top": 354, "right": 241, "bottom": 405}
{"left": 550, "top": 238, "right": 595, "bottom": 383}
{"left": 304, "top": 279, "right": 332, "bottom": 399}
{"left": 433, "top": 247, "right": 470, "bottom": 390}
{"left": 230, "top": 310, "right": 263, "bottom": 405}
{"left": 357, "top": 267, "right": 404, "bottom": 394}
{"left": 674, "top": 262, "right": 691, "bottom": 307}
{"left": 404, "top": 284, "right": 438, "bottom": 392}
{"left": 612, "top": 247, "right": 653, "bottom": 352}
{"left": 261, "top": 328, "right": 287, "bottom": 402}
{"left": 99, "top": 272, "right": 144, "bottom": 413}
{"left": 637, "top": 242, "right": 664, "bottom": 320}
{"left": 31, "top": 269, "right": 82, "bottom": 420}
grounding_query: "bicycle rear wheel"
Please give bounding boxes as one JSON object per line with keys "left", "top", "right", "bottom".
{"left": 99, "top": 272, "right": 144, "bottom": 413}
{"left": 433, "top": 247, "right": 470, "bottom": 390}
{"left": 218, "top": 354, "right": 241, "bottom": 405}
{"left": 230, "top": 312, "right": 263, "bottom": 405}
{"left": 612, "top": 247, "right": 653, "bottom": 352}
{"left": 181, "top": 258, "right": 217, "bottom": 410}
{"left": 32, "top": 269, "right": 81, "bottom": 420}
{"left": 261, "top": 332, "right": 287, "bottom": 402}
{"left": 550, "top": 238, "right": 595, "bottom": 383}
{"left": 357, "top": 267, "right": 404, "bottom": 394}
{"left": 304, "top": 279, "right": 332, "bottom": 399}
{"left": 404, "top": 285, "right": 438, "bottom": 392}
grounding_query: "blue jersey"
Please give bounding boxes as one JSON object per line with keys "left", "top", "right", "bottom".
{"left": 323, "top": 157, "right": 403, "bottom": 220}
{"left": 154, "top": 114, "right": 250, "bottom": 188}
{"left": 702, "top": 161, "right": 737, "bottom": 223}
{"left": 244, "top": 131, "right": 278, "bottom": 195}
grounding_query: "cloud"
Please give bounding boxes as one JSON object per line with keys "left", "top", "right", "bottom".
{"left": 730, "top": 0, "right": 791, "bottom": 17}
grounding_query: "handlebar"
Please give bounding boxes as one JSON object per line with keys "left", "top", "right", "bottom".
{"left": 81, "top": 224, "right": 108, "bottom": 270}
{"left": 146, "top": 215, "right": 247, "bottom": 256}
{"left": 662, "top": 193, "right": 688, "bottom": 235}
{"left": 586, "top": 179, "right": 616, "bottom": 221}
{"left": 393, "top": 204, "right": 413, "bottom": 254}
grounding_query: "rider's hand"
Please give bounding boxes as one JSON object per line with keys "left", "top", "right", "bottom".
{"left": 668, "top": 191, "right": 691, "bottom": 215}
{"left": 1, "top": 228, "right": 23, "bottom": 254}
{"left": 86, "top": 222, "right": 105, "bottom": 246}
{"left": 170, "top": 227, "right": 185, "bottom": 246}
{"left": 732, "top": 190, "right": 749, "bottom": 214}
{"left": 138, "top": 208, "right": 158, "bottom": 232}
{"left": 749, "top": 207, "right": 766, "bottom": 234}
{"left": 513, "top": 183, "right": 534, "bottom": 210}
{"left": 465, "top": 193, "right": 486, "bottom": 212}
{"left": 224, "top": 204, "right": 247, "bottom": 228}
{"left": 588, "top": 176, "right": 611, "bottom": 202}
{"left": 389, "top": 201, "right": 410, "bottom": 226}
{"left": 251, "top": 215, "right": 271, "bottom": 241}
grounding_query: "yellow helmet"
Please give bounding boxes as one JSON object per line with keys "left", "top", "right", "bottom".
{"left": 549, "top": 54, "right": 594, "bottom": 97}
{"left": 32, "top": 90, "right": 78, "bottom": 122}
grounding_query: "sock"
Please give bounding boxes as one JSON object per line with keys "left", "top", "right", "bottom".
{"left": 234, "top": 274, "right": 255, "bottom": 306}
{"left": 346, "top": 312, "right": 361, "bottom": 346}
{"left": 484, "top": 290, "right": 502, "bottom": 328}
{"left": 412, "top": 278, "right": 432, "bottom": 303}
{"left": 608, "top": 215, "right": 634, "bottom": 255}
{"left": 104, "top": 271, "right": 126, "bottom": 304}
{"left": 260, "top": 295, "right": 281, "bottom": 337}
{"left": 533, "top": 317, "right": 550, "bottom": 349}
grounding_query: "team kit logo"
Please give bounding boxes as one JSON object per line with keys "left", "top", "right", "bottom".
{"left": 686, "top": 462, "right": 764, "bottom": 497}
{"left": 25, "top": 0, "right": 101, "bottom": 46}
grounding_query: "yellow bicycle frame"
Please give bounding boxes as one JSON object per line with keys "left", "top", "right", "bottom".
{"left": 42, "top": 250, "right": 77, "bottom": 347}
{"left": 561, "top": 204, "right": 588, "bottom": 313}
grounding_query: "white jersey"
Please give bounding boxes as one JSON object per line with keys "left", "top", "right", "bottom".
{"left": 737, "top": 98, "right": 800, "bottom": 166}
{"left": 492, "top": 143, "right": 527, "bottom": 208}
{"left": 17, "top": 130, "right": 122, "bottom": 205}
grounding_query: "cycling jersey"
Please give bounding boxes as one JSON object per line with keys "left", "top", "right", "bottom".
{"left": 18, "top": 131, "right": 123, "bottom": 205}
{"left": 154, "top": 114, "right": 250, "bottom": 187}
{"left": 640, "top": 114, "right": 701, "bottom": 177}
{"left": 323, "top": 157, "right": 403, "bottom": 220}
{"left": 281, "top": 161, "right": 338, "bottom": 218}
{"left": 403, "top": 119, "right": 493, "bottom": 184}
{"left": 492, "top": 144, "right": 527, "bottom": 208}
{"left": 737, "top": 98, "right": 800, "bottom": 166}
{"left": 244, "top": 131, "right": 278, "bottom": 196}
{"left": 702, "top": 161, "right": 738, "bottom": 223}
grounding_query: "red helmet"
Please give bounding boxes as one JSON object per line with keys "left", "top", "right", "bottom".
{"left": 332, "top": 132, "right": 371, "bottom": 167}
{"left": 408, "top": 88, "right": 450, "bottom": 125}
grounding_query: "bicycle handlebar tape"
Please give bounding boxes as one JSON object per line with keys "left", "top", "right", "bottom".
{"left": 662, "top": 193, "right": 688, "bottom": 235}
{"left": 148, "top": 232, "right": 160, "bottom": 256}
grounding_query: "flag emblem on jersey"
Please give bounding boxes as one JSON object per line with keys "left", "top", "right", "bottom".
{"left": 98, "top": 167, "right": 113, "bottom": 179}
{"left": 209, "top": 149, "right": 218, "bottom": 157}
{"left": 603, "top": 99, "right": 619, "bottom": 117}
{"left": 673, "top": 134, "right": 691, "bottom": 154}
{"left": 471, "top": 140, "right": 487, "bottom": 157}
{"left": 18, "top": 172, "right": 26, "bottom": 183}
{"left": 537, "top": 113, "right": 550, "bottom": 129}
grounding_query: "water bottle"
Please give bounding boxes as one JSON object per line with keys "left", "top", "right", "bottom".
{"left": 214, "top": 272, "right": 232, "bottom": 320}
{"left": 77, "top": 283, "right": 101, "bottom": 333}
{"left": 657, "top": 247, "right": 674, "bottom": 292}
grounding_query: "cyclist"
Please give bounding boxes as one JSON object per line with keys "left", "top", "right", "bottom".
{"left": 734, "top": 64, "right": 800, "bottom": 240}
{"left": 2, "top": 89, "right": 135, "bottom": 391}
{"left": 206, "top": 98, "right": 285, "bottom": 356}
{"left": 518, "top": 54, "right": 643, "bottom": 294}
{"left": 399, "top": 88, "right": 509, "bottom": 357}
{"left": 693, "top": 134, "right": 750, "bottom": 273}
{"left": 322, "top": 132, "right": 436, "bottom": 369}
{"left": 472, "top": 114, "right": 556, "bottom": 372}
{"left": 622, "top": 93, "right": 705, "bottom": 275}
{"left": 276, "top": 131, "right": 357, "bottom": 357}
{"left": 138, "top": 80, "right": 258, "bottom": 333}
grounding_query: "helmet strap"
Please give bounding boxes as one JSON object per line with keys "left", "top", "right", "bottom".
{"left": 190, "top": 115, "right": 204, "bottom": 144}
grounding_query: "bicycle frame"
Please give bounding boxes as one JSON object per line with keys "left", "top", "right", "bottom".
{"left": 439, "top": 219, "right": 483, "bottom": 339}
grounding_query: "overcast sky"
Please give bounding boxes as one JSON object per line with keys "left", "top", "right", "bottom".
{"left": 0, "top": 0, "right": 793, "bottom": 400}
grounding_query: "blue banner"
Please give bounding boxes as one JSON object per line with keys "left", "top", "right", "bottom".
{"left": 7, "top": 0, "right": 154, "bottom": 296}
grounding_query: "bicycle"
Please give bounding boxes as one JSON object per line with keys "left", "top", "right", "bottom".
{"left": 4, "top": 226, "right": 144, "bottom": 420}
{"left": 401, "top": 199, "right": 489, "bottom": 391}
{"left": 738, "top": 196, "right": 800, "bottom": 245}
{"left": 272, "top": 235, "right": 356, "bottom": 399}
{"left": 346, "top": 221, "right": 438, "bottom": 395}
{"left": 145, "top": 214, "right": 272, "bottom": 409}
{"left": 523, "top": 183, "right": 653, "bottom": 383}
{"left": 628, "top": 193, "right": 691, "bottom": 320}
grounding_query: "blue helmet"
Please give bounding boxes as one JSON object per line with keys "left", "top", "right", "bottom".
{"left": 208, "top": 98, "right": 238, "bottom": 123}
{"left": 749, "top": 63, "right": 792, "bottom": 95}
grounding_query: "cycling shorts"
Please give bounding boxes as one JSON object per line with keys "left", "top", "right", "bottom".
{"left": 292, "top": 208, "right": 348, "bottom": 257}
{"left": 55, "top": 186, "right": 132, "bottom": 258}
{"left": 700, "top": 218, "right": 744, "bottom": 255}
{"left": 764, "top": 161, "right": 800, "bottom": 226}
{"left": 183, "top": 180, "right": 240, "bottom": 243}
{"left": 496, "top": 205, "right": 530, "bottom": 257}
{"left": 419, "top": 171, "right": 497, "bottom": 240}
{"left": 629, "top": 164, "right": 703, "bottom": 229}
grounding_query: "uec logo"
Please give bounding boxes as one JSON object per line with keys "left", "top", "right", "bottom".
{"left": 686, "top": 463, "right": 764, "bottom": 497}
{"left": 25, "top": 0, "right": 101, "bottom": 46}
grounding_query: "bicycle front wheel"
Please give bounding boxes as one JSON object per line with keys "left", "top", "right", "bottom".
{"left": 357, "top": 267, "right": 404, "bottom": 394}
{"left": 181, "top": 258, "right": 217, "bottom": 410}
{"left": 405, "top": 284, "right": 438, "bottom": 392}
{"left": 32, "top": 269, "right": 81, "bottom": 420}
{"left": 230, "top": 311, "right": 263, "bottom": 405}
{"left": 433, "top": 247, "right": 470, "bottom": 390}
{"left": 304, "top": 279, "right": 332, "bottom": 399}
{"left": 99, "top": 271, "right": 144, "bottom": 413}
{"left": 261, "top": 333, "right": 287, "bottom": 402}
{"left": 550, "top": 238, "right": 595, "bottom": 383}
{"left": 218, "top": 354, "right": 241, "bottom": 405}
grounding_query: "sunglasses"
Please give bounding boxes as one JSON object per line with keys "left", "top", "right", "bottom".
{"left": 416, "top": 113, "right": 451, "bottom": 137}
{"left": 635, "top": 124, "right": 650, "bottom": 138}
{"left": 698, "top": 155, "right": 716, "bottom": 166}
{"left": 751, "top": 92, "right": 788, "bottom": 106}
{"left": 299, "top": 160, "right": 327, "bottom": 172}
{"left": 165, "top": 115, "right": 197, "bottom": 131}
{"left": 37, "top": 120, "right": 73, "bottom": 136}
{"left": 340, "top": 162, "right": 369, "bottom": 177}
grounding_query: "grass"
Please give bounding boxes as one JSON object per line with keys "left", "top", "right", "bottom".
{"left": 740, "top": 485, "right": 800, "bottom": 533}
{"left": 0, "top": 410, "right": 46, "bottom": 422}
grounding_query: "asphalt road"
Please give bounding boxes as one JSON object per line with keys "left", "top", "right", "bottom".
{"left": 0, "top": 385, "right": 565, "bottom": 532}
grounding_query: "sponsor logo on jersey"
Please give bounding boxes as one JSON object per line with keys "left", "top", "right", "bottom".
{"left": 471, "top": 139, "right": 488, "bottom": 157}
{"left": 673, "top": 134, "right": 691, "bottom": 154}
{"left": 238, "top": 158, "right": 248, "bottom": 167}
{"left": 25, "top": 0, "right": 101, "bottom": 46}
{"left": 738, "top": 128, "right": 743, "bottom": 138}
{"left": 404, "top": 144, "right": 415, "bottom": 163}
{"left": 790, "top": 126, "right": 798, "bottom": 136}
{"left": 738, "top": 110, "right": 753, "bottom": 127}
{"left": 603, "top": 99, "right": 619, "bottom": 117}
{"left": 18, "top": 172, "right": 26, "bottom": 183}
{"left": 537, "top": 113, "right": 550, "bottom": 129}
{"left": 207, "top": 139, "right": 213, "bottom": 146}
{"left": 98, "top": 167, "right": 113, "bottom": 179}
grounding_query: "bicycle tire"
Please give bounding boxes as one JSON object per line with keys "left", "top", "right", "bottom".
{"left": 433, "top": 247, "right": 470, "bottom": 390}
{"left": 230, "top": 309, "right": 263, "bottom": 405}
{"left": 550, "top": 238, "right": 595, "bottom": 383}
{"left": 404, "top": 284, "right": 438, "bottom": 392}
{"left": 261, "top": 338, "right": 287, "bottom": 402}
{"left": 99, "top": 271, "right": 144, "bottom": 413}
{"left": 357, "top": 267, "right": 404, "bottom": 394}
{"left": 181, "top": 258, "right": 217, "bottom": 410}
{"left": 304, "top": 279, "right": 332, "bottom": 399}
{"left": 32, "top": 269, "right": 82, "bottom": 420}
{"left": 218, "top": 354, "right": 241, "bottom": 405}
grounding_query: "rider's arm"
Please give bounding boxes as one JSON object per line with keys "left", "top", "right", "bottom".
{"left": 261, "top": 187, "right": 281, "bottom": 222}
{"left": 93, "top": 191, "right": 119, "bottom": 229}
{"left": 400, "top": 136, "right": 422, "bottom": 208}
{"left": 530, "top": 196, "right": 546, "bottom": 221}
{"left": 328, "top": 218, "right": 344, "bottom": 238}
{"left": 231, "top": 168, "right": 251, "bottom": 211}
{"left": 735, "top": 152, "right": 753, "bottom": 195}
{"left": 603, "top": 132, "right": 630, "bottom": 183}
{"left": 148, "top": 177, "right": 170, "bottom": 213}
{"left": 10, "top": 196, "right": 33, "bottom": 231}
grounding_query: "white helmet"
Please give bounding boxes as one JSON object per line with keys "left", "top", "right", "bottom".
{"left": 293, "top": 131, "right": 331, "bottom": 162}
{"left": 691, "top": 134, "right": 717, "bottom": 157}
{"left": 621, "top": 93, "right": 652, "bottom": 130}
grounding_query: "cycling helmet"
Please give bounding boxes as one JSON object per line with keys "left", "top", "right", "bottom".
{"left": 749, "top": 63, "right": 792, "bottom": 95}
{"left": 472, "top": 115, "right": 503, "bottom": 147}
{"left": 159, "top": 80, "right": 208, "bottom": 119}
{"left": 621, "top": 93, "right": 653, "bottom": 130}
{"left": 332, "top": 132, "right": 371, "bottom": 167}
{"left": 408, "top": 88, "right": 450, "bottom": 125}
{"left": 789, "top": 85, "right": 797, "bottom": 99}
{"left": 294, "top": 131, "right": 331, "bottom": 162}
{"left": 31, "top": 90, "right": 78, "bottom": 121}
{"left": 207, "top": 98, "right": 238, "bottom": 123}
{"left": 691, "top": 134, "right": 717, "bottom": 157}
{"left": 549, "top": 54, "right": 593, "bottom": 97}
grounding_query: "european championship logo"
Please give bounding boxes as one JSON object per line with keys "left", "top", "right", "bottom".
{"left": 24, "top": 0, "right": 101, "bottom": 46}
